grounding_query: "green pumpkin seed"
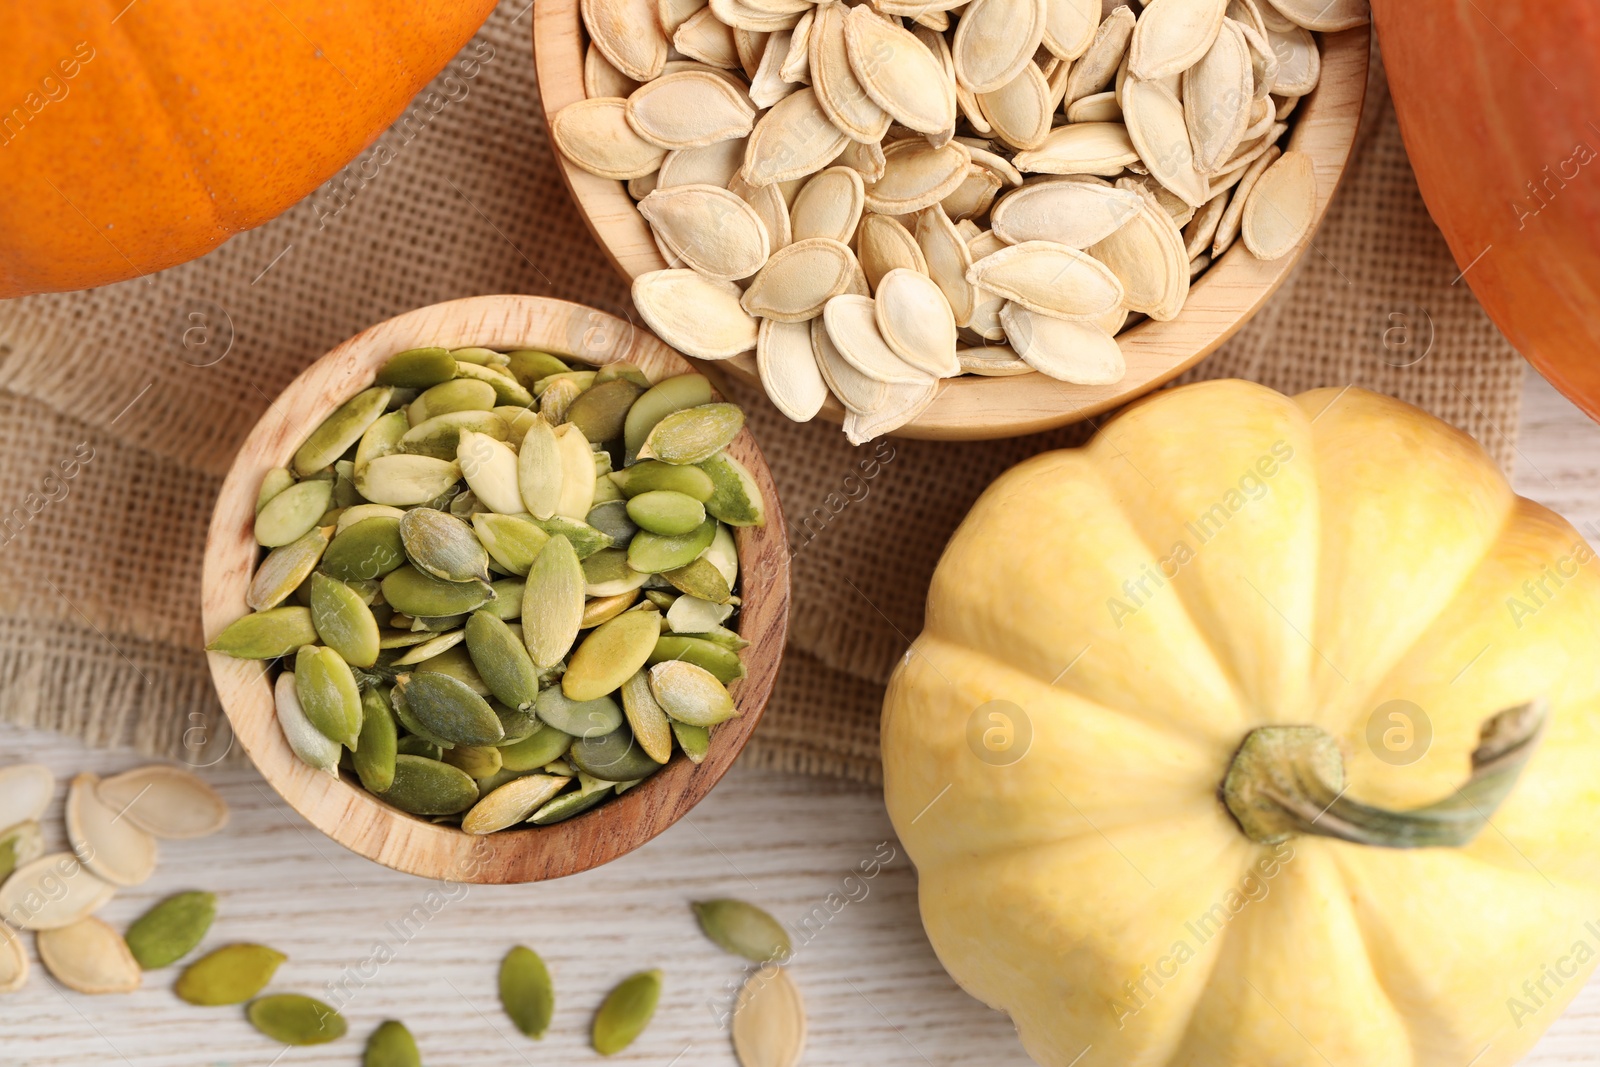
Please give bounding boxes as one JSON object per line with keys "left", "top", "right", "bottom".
{"left": 399, "top": 672, "right": 505, "bottom": 747}
{"left": 529, "top": 787, "right": 608, "bottom": 824}
{"left": 399, "top": 508, "right": 490, "bottom": 583}
{"left": 664, "top": 595, "right": 732, "bottom": 634}
{"left": 322, "top": 516, "right": 407, "bottom": 581}
{"left": 628, "top": 518, "right": 717, "bottom": 573}
{"left": 583, "top": 590, "right": 641, "bottom": 629}
{"left": 554, "top": 425, "right": 597, "bottom": 519}
{"left": 124, "top": 891, "right": 217, "bottom": 970}
{"left": 395, "top": 735, "right": 443, "bottom": 760}
{"left": 294, "top": 386, "right": 393, "bottom": 476}
{"left": 485, "top": 578, "right": 525, "bottom": 619}
{"left": 567, "top": 379, "right": 647, "bottom": 443}
{"left": 585, "top": 500, "right": 637, "bottom": 549}
{"left": 570, "top": 725, "right": 666, "bottom": 782}
{"left": 500, "top": 724, "right": 574, "bottom": 771}
{"left": 309, "top": 573, "right": 380, "bottom": 668}
{"left": 411, "top": 613, "right": 469, "bottom": 633}
{"left": 610, "top": 460, "right": 716, "bottom": 501}
{"left": 493, "top": 700, "right": 543, "bottom": 744}
{"left": 583, "top": 548, "right": 651, "bottom": 597}
{"left": 390, "top": 629, "right": 465, "bottom": 666}
{"left": 507, "top": 350, "right": 570, "bottom": 387}
{"left": 516, "top": 415, "right": 563, "bottom": 520}
{"left": 497, "top": 945, "right": 556, "bottom": 1038}
{"left": 682, "top": 625, "right": 750, "bottom": 651}
{"left": 698, "top": 452, "right": 767, "bottom": 527}
{"left": 535, "top": 688, "right": 623, "bottom": 738}
{"left": 294, "top": 646, "right": 364, "bottom": 748}
{"left": 458, "top": 430, "right": 524, "bottom": 515}
{"left": 0, "top": 822, "right": 40, "bottom": 883}
{"left": 522, "top": 536, "right": 585, "bottom": 669}
{"left": 378, "top": 347, "right": 457, "bottom": 388}
{"left": 379, "top": 755, "right": 479, "bottom": 815}
{"left": 455, "top": 361, "right": 535, "bottom": 407}
{"left": 256, "top": 468, "right": 296, "bottom": 514}
{"left": 592, "top": 969, "right": 663, "bottom": 1055}
{"left": 451, "top": 346, "right": 503, "bottom": 366}
{"left": 332, "top": 461, "right": 363, "bottom": 509}
{"left": 355, "top": 455, "right": 462, "bottom": 506}
{"left": 380, "top": 629, "right": 437, "bottom": 651}
{"left": 649, "top": 661, "right": 738, "bottom": 726}
{"left": 672, "top": 721, "right": 711, "bottom": 764}
{"left": 247, "top": 526, "right": 331, "bottom": 610}
{"left": 465, "top": 612, "right": 542, "bottom": 710}
{"left": 354, "top": 411, "right": 410, "bottom": 470}
{"left": 443, "top": 744, "right": 503, "bottom": 779}
{"left": 464, "top": 775, "right": 569, "bottom": 835}
{"left": 565, "top": 611, "right": 662, "bottom": 701}
{"left": 650, "top": 635, "right": 746, "bottom": 684}
{"left": 620, "top": 670, "right": 675, "bottom": 764}
{"left": 592, "top": 362, "right": 646, "bottom": 388}
{"left": 497, "top": 405, "right": 542, "bottom": 448}
{"left": 692, "top": 899, "right": 792, "bottom": 963}
{"left": 390, "top": 682, "right": 456, "bottom": 750}
{"left": 417, "top": 377, "right": 496, "bottom": 416}
{"left": 364, "top": 1019, "right": 422, "bottom": 1067}
{"left": 354, "top": 687, "right": 399, "bottom": 793}
{"left": 472, "top": 513, "right": 550, "bottom": 576}
{"left": 381, "top": 566, "right": 494, "bottom": 617}
{"left": 276, "top": 673, "right": 342, "bottom": 771}
{"left": 254, "top": 479, "right": 334, "bottom": 548}
{"left": 400, "top": 411, "right": 507, "bottom": 459}
{"left": 413, "top": 644, "right": 492, "bottom": 695}
{"left": 664, "top": 557, "right": 732, "bottom": 604}
{"left": 535, "top": 370, "right": 597, "bottom": 396}
{"left": 532, "top": 516, "right": 613, "bottom": 559}
{"left": 626, "top": 491, "right": 707, "bottom": 536}
{"left": 637, "top": 403, "right": 743, "bottom": 465}
{"left": 208, "top": 606, "right": 318, "bottom": 659}
{"left": 248, "top": 993, "right": 348, "bottom": 1046}
{"left": 643, "top": 590, "right": 678, "bottom": 610}
{"left": 175, "top": 943, "right": 286, "bottom": 1005}
{"left": 591, "top": 473, "right": 626, "bottom": 506}
{"left": 625, "top": 374, "right": 715, "bottom": 458}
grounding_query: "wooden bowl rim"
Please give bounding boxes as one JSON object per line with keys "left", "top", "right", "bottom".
{"left": 201, "top": 295, "right": 791, "bottom": 883}
{"left": 532, "top": 12, "right": 1371, "bottom": 440}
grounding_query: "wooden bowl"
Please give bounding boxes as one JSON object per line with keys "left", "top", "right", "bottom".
{"left": 201, "top": 296, "right": 790, "bottom": 883}
{"left": 533, "top": 13, "right": 1370, "bottom": 439}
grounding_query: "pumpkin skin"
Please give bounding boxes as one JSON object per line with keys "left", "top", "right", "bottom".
{"left": 1371, "top": 3, "right": 1600, "bottom": 422}
{"left": 883, "top": 381, "right": 1600, "bottom": 1067}
{"left": 0, "top": 0, "right": 497, "bottom": 296}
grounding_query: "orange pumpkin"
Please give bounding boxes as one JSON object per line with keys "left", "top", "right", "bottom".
{"left": 1372, "top": 3, "right": 1600, "bottom": 419}
{"left": 0, "top": 0, "right": 497, "bottom": 296}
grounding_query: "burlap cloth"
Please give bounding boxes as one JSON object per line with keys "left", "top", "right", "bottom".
{"left": 0, "top": 4, "right": 1523, "bottom": 784}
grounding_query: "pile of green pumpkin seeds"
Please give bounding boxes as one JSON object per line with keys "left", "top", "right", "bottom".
{"left": 208, "top": 345, "right": 767, "bottom": 829}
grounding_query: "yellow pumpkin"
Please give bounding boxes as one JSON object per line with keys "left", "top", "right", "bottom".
{"left": 882, "top": 381, "right": 1600, "bottom": 1067}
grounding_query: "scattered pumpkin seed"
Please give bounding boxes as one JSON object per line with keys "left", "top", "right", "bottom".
{"left": 38, "top": 917, "right": 142, "bottom": 995}
{"left": 570, "top": 725, "right": 666, "bottom": 783}
{"left": 629, "top": 518, "right": 718, "bottom": 573}
{"left": 466, "top": 612, "right": 542, "bottom": 711}
{"left": 95, "top": 765, "right": 228, "bottom": 840}
{"left": 651, "top": 635, "right": 747, "bottom": 683}
{"left": 698, "top": 452, "right": 767, "bottom": 527}
{"left": 694, "top": 899, "right": 792, "bottom": 962}
{"left": 500, "top": 724, "right": 576, "bottom": 771}
{"left": 443, "top": 744, "right": 504, "bottom": 779}
{"left": 522, "top": 536, "right": 586, "bottom": 669}
{"left": 610, "top": 460, "right": 716, "bottom": 501}
{"left": 255, "top": 468, "right": 295, "bottom": 515}
{"left": 592, "top": 969, "right": 663, "bottom": 1055}
{"left": 733, "top": 964, "right": 806, "bottom": 1067}
{"left": 66, "top": 772, "right": 157, "bottom": 887}
{"left": 529, "top": 788, "right": 610, "bottom": 824}
{"left": 124, "top": 891, "right": 217, "bottom": 970}
{"left": 175, "top": 943, "right": 286, "bottom": 1006}
{"left": 672, "top": 721, "right": 712, "bottom": 764}
{"left": 322, "top": 516, "right": 407, "bottom": 582}
{"left": 624, "top": 374, "right": 715, "bottom": 458}
{"left": 499, "top": 945, "right": 556, "bottom": 1038}
{"left": 364, "top": 1019, "right": 423, "bottom": 1067}
{"left": 248, "top": 993, "right": 348, "bottom": 1046}
{"left": 472, "top": 513, "right": 551, "bottom": 575}
{"left": 464, "top": 775, "right": 570, "bottom": 835}
{"left": 381, "top": 565, "right": 494, "bottom": 618}
{"left": 535, "top": 688, "right": 625, "bottom": 738}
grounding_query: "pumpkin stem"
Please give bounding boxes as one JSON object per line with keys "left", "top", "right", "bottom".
{"left": 1221, "top": 700, "right": 1547, "bottom": 848}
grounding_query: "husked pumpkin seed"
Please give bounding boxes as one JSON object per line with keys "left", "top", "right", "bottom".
{"left": 586, "top": 500, "right": 639, "bottom": 547}
{"left": 365, "top": 1020, "right": 423, "bottom": 1067}
{"left": 570, "top": 724, "right": 666, "bottom": 782}
{"left": 400, "top": 410, "right": 508, "bottom": 460}
{"left": 629, "top": 517, "right": 719, "bottom": 573}
{"left": 584, "top": 547, "right": 652, "bottom": 598}
{"left": 651, "top": 635, "right": 748, "bottom": 684}
{"left": 294, "top": 646, "right": 363, "bottom": 748}
{"left": 255, "top": 468, "right": 295, "bottom": 515}
{"left": 694, "top": 898, "right": 792, "bottom": 962}
{"left": 523, "top": 536, "right": 586, "bottom": 668}
{"left": 378, "top": 347, "right": 456, "bottom": 388}
{"left": 309, "top": 573, "right": 379, "bottom": 668}
{"left": 466, "top": 612, "right": 542, "bottom": 711}
{"left": 501, "top": 724, "right": 575, "bottom": 771}
{"left": 530, "top": 787, "right": 610, "bottom": 825}
{"left": 463, "top": 775, "right": 569, "bottom": 835}
{"left": 443, "top": 744, "right": 504, "bottom": 779}
{"left": 565, "top": 611, "right": 664, "bottom": 701}
{"left": 499, "top": 945, "right": 557, "bottom": 1038}
{"left": 381, "top": 566, "right": 494, "bottom": 618}
{"left": 567, "top": 379, "right": 649, "bottom": 443}
{"left": 533, "top": 515, "right": 615, "bottom": 559}
{"left": 625, "top": 375, "right": 717, "bottom": 459}
{"left": 275, "top": 673, "right": 341, "bottom": 772}
{"left": 355, "top": 455, "right": 462, "bottom": 507}
{"left": 554, "top": 425, "right": 598, "bottom": 520}
{"left": 536, "top": 688, "right": 626, "bottom": 738}
{"left": 665, "top": 594, "right": 734, "bottom": 634}
{"left": 354, "top": 688, "right": 400, "bottom": 793}
{"left": 247, "top": 526, "right": 330, "bottom": 610}
{"left": 254, "top": 479, "right": 333, "bottom": 549}
{"left": 417, "top": 377, "right": 496, "bottom": 418}
{"left": 673, "top": 721, "right": 712, "bottom": 763}
{"left": 649, "top": 660, "right": 739, "bottom": 725}
{"left": 469, "top": 514, "right": 549, "bottom": 576}
{"left": 637, "top": 404, "right": 745, "bottom": 464}
{"left": 293, "top": 387, "right": 392, "bottom": 476}
{"left": 208, "top": 606, "right": 318, "bottom": 660}
{"left": 175, "top": 943, "right": 286, "bottom": 1005}
{"left": 124, "top": 892, "right": 216, "bottom": 970}
{"left": 626, "top": 490, "right": 708, "bottom": 536}
{"left": 322, "top": 516, "right": 406, "bottom": 581}
{"left": 380, "top": 755, "right": 479, "bottom": 816}
{"left": 399, "top": 672, "right": 505, "bottom": 747}
{"left": 458, "top": 430, "right": 524, "bottom": 516}
{"left": 400, "top": 508, "right": 490, "bottom": 583}
{"left": 38, "top": 917, "right": 142, "bottom": 995}
{"left": 593, "top": 970, "right": 663, "bottom": 1055}
{"left": 665, "top": 557, "right": 734, "bottom": 603}
{"left": 391, "top": 629, "right": 465, "bottom": 665}
{"left": 248, "top": 993, "right": 348, "bottom": 1046}
{"left": 619, "top": 671, "right": 675, "bottom": 763}
{"left": 611, "top": 460, "right": 717, "bottom": 500}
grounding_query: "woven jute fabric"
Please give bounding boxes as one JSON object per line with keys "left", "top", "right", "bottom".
{"left": 0, "top": 5, "right": 1523, "bottom": 784}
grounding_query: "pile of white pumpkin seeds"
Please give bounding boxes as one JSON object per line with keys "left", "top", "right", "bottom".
{"left": 208, "top": 345, "right": 767, "bottom": 831}
{"left": 552, "top": 0, "right": 1363, "bottom": 439}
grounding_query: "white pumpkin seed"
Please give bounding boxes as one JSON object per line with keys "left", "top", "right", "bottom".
{"left": 843, "top": 6, "right": 956, "bottom": 135}
{"left": 583, "top": 0, "right": 670, "bottom": 81}
{"left": 952, "top": 0, "right": 1048, "bottom": 93}
{"left": 811, "top": 317, "right": 888, "bottom": 416}
{"left": 1012, "top": 121, "right": 1139, "bottom": 174}
{"left": 742, "top": 88, "right": 851, "bottom": 186}
{"left": 626, "top": 71, "right": 758, "bottom": 149}
{"left": 38, "top": 917, "right": 141, "bottom": 995}
{"left": 1087, "top": 187, "right": 1189, "bottom": 319}
{"left": 1122, "top": 78, "right": 1210, "bottom": 206}
{"left": 0, "top": 853, "right": 115, "bottom": 931}
{"left": 1044, "top": 0, "right": 1100, "bottom": 60}
{"left": 0, "top": 921, "right": 26, "bottom": 993}
{"left": 865, "top": 139, "right": 972, "bottom": 214}
{"left": 1184, "top": 18, "right": 1253, "bottom": 172}
{"left": 1266, "top": 24, "right": 1319, "bottom": 96}
{"left": 457, "top": 431, "right": 524, "bottom": 516}
{"left": 658, "top": 138, "right": 748, "bottom": 189}
{"left": 966, "top": 240, "right": 1124, "bottom": 320}
{"left": 675, "top": 7, "right": 743, "bottom": 68}
{"left": 1000, "top": 303, "right": 1126, "bottom": 383}
{"left": 749, "top": 29, "right": 797, "bottom": 108}
{"left": 843, "top": 375, "right": 941, "bottom": 444}
{"left": 780, "top": 10, "right": 814, "bottom": 81}
{"left": 823, "top": 295, "right": 933, "bottom": 386}
{"left": 96, "top": 765, "right": 229, "bottom": 841}
{"left": 639, "top": 184, "right": 771, "bottom": 280}
{"left": 915, "top": 206, "right": 978, "bottom": 327}
{"left": 733, "top": 965, "right": 806, "bottom": 1067}
{"left": 977, "top": 63, "right": 1053, "bottom": 151}
{"left": 585, "top": 43, "right": 642, "bottom": 98}
{"left": 991, "top": 177, "right": 1143, "bottom": 247}
{"left": 1184, "top": 187, "right": 1230, "bottom": 259}
{"left": 66, "top": 773, "right": 157, "bottom": 887}
{"left": 1241, "top": 148, "right": 1315, "bottom": 259}
{"left": 856, "top": 214, "right": 928, "bottom": 293}
{"left": 1212, "top": 143, "right": 1280, "bottom": 256}
{"left": 0, "top": 764, "right": 54, "bottom": 830}
{"left": 1128, "top": 0, "right": 1227, "bottom": 80}
{"left": 789, "top": 167, "right": 865, "bottom": 243}
{"left": 957, "top": 343, "right": 1034, "bottom": 375}
{"left": 1066, "top": 4, "right": 1135, "bottom": 103}
{"left": 553, "top": 98, "right": 668, "bottom": 180}
{"left": 1067, "top": 90, "right": 1123, "bottom": 122}
{"left": 757, "top": 319, "right": 830, "bottom": 423}
{"left": 633, "top": 269, "right": 760, "bottom": 358}
{"left": 1264, "top": 0, "right": 1367, "bottom": 32}
{"left": 809, "top": 3, "right": 892, "bottom": 143}
{"left": 741, "top": 238, "right": 861, "bottom": 322}
{"left": 874, "top": 269, "right": 960, "bottom": 378}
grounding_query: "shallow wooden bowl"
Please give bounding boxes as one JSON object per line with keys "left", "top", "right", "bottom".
{"left": 533, "top": 12, "right": 1369, "bottom": 439}
{"left": 202, "top": 296, "right": 790, "bottom": 883}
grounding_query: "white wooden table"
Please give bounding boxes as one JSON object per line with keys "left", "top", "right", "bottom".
{"left": 4, "top": 374, "right": 1600, "bottom": 1067}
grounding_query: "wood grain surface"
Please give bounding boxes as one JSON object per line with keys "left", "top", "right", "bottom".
{"left": 533, "top": 7, "right": 1370, "bottom": 439}
{"left": 200, "top": 296, "right": 790, "bottom": 883}
{"left": 5, "top": 375, "right": 1599, "bottom": 1066}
